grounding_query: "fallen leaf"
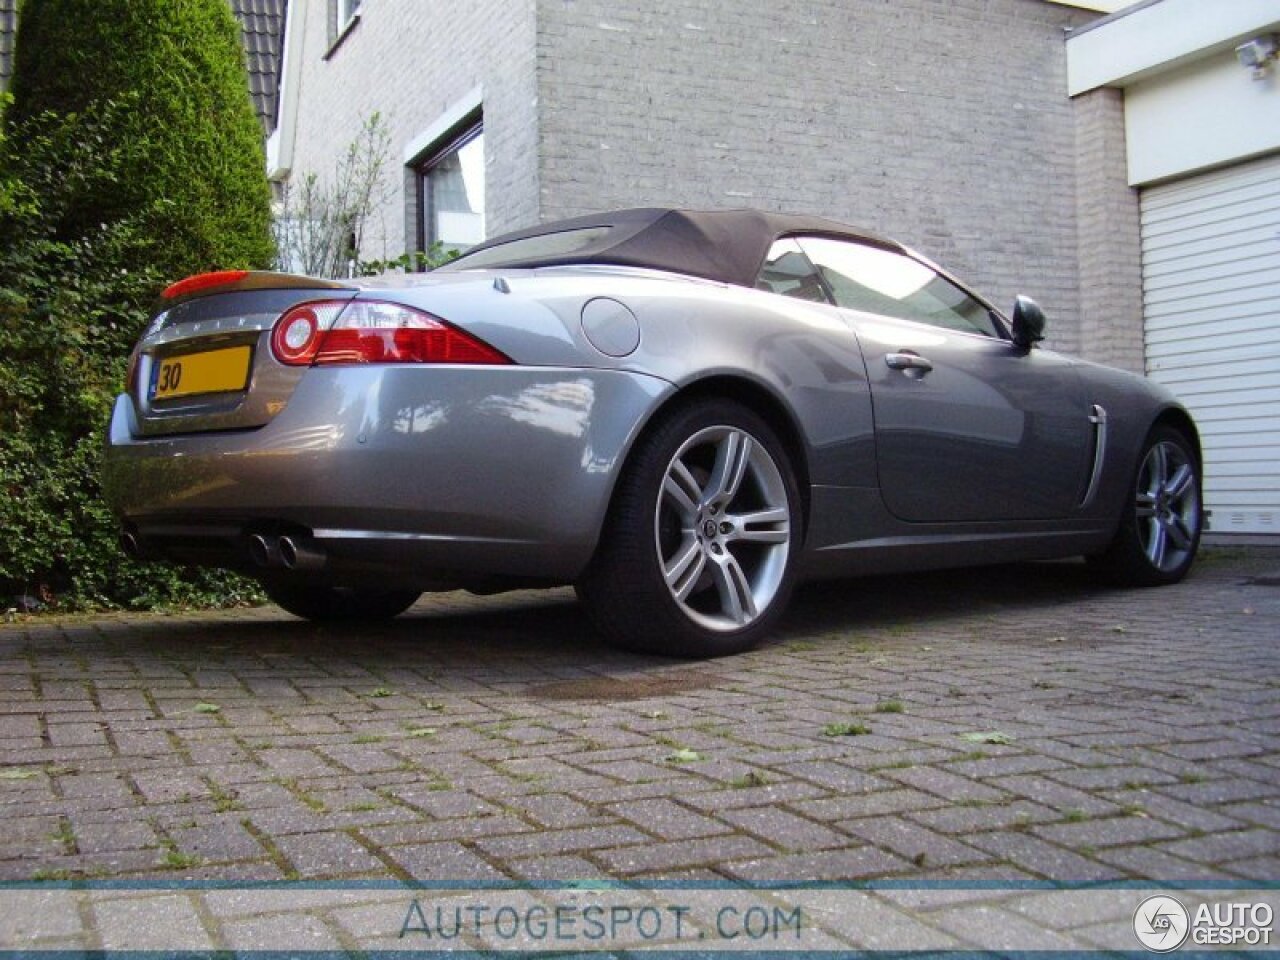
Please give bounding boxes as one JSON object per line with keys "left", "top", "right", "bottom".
{"left": 193, "top": 703, "right": 221, "bottom": 714}
{"left": 665, "top": 748, "right": 703, "bottom": 763}
{"left": 0, "top": 769, "right": 39, "bottom": 780}
{"left": 959, "top": 731, "right": 1013, "bottom": 745}
{"left": 406, "top": 728, "right": 437, "bottom": 738}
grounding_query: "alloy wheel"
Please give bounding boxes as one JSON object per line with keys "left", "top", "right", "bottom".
{"left": 654, "top": 425, "right": 792, "bottom": 632}
{"left": 1134, "top": 439, "right": 1199, "bottom": 573}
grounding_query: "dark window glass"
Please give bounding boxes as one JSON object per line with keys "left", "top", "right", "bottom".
{"left": 797, "top": 237, "right": 998, "bottom": 337}
{"left": 755, "top": 239, "right": 832, "bottom": 304}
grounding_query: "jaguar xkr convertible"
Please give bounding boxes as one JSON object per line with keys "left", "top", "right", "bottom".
{"left": 104, "top": 208, "right": 1203, "bottom": 656}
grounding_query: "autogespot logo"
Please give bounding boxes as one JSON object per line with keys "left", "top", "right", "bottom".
{"left": 1134, "top": 895, "right": 1191, "bottom": 952}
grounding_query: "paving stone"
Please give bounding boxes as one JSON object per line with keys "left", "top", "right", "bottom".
{"left": 475, "top": 825, "right": 650, "bottom": 860}
{"left": 839, "top": 816, "right": 988, "bottom": 867}
{"left": 594, "top": 834, "right": 775, "bottom": 874}
{"left": 718, "top": 806, "right": 847, "bottom": 851}
{"left": 906, "top": 800, "right": 1058, "bottom": 834}
{"left": 883, "top": 766, "right": 1008, "bottom": 803}
{"left": 963, "top": 832, "right": 1125, "bottom": 881}
{"left": 0, "top": 548, "right": 1275, "bottom": 887}
{"left": 382, "top": 841, "right": 509, "bottom": 880}
{"left": 723, "top": 846, "right": 914, "bottom": 881}
{"left": 1031, "top": 815, "right": 1185, "bottom": 848}
{"left": 606, "top": 797, "right": 730, "bottom": 840}
{"left": 272, "top": 832, "right": 385, "bottom": 876}
{"left": 1156, "top": 828, "right": 1280, "bottom": 865}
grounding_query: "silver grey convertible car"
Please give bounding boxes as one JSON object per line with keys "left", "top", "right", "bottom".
{"left": 104, "top": 208, "right": 1202, "bottom": 656}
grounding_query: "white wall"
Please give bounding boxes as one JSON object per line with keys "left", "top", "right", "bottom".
{"left": 1066, "top": 0, "right": 1280, "bottom": 185}
{"left": 1125, "top": 50, "right": 1280, "bottom": 185}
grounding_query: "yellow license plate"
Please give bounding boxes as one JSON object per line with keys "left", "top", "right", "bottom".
{"left": 152, "top": 345, "right": 252, "bottom": 400}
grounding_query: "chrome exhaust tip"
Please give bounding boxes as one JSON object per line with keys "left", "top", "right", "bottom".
{"left": 248, "top": 534, "right": 282, "bottom": 569}
{"left": 279, "top": 535, "right": 325, "bottom": 571}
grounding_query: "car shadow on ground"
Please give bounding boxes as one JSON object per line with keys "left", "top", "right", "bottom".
{"left": 46, "top": 559, "right": 1134, "bottom": 678}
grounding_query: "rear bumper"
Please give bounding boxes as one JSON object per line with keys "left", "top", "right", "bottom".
{"left": 103, "top": 365, "right": 671, "bottom": 586}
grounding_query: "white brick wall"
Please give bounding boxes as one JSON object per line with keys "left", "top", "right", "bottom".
{"left": 285, "top": 0, "right": 539, "bottom": 263}
{"left": 534, "top": 0, "right": 1093, "bottom": 349}
{"left": 284, "top": 0, "right": 1113, "bottom": 353}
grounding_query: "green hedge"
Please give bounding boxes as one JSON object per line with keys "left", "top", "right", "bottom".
{"left": 0, "top": 0, "right": 275, "bottom": 610}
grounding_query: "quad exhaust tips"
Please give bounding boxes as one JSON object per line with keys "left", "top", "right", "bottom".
{"left": 279, "top": 535, "right": 325, "bottom": 571}
{"left": 248, "top": 534, "right": 282, "bottom": 569}
{"left": 249, "top": 533, "right": 326, "bottom": 571}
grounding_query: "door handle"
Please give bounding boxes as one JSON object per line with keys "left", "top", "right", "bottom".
{"left": 886, "top": 352, "right": 933, "bottom": 373}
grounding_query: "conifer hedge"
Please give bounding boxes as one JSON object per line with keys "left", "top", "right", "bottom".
{"left": 0, "top": 0, "right": 275, "bottom": 609}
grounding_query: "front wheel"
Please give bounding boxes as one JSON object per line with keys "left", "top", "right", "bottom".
{"left": 262, "top": 582, "right": 420, "bottom": 622}
{"left": 578, "top": 399, "right": 801, "bottom": 657}
{"left": 1090, "top": 425, "right": 1202, "bottom": 586}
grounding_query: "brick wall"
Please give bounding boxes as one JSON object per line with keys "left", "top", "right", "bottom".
{"left": 1072, "top": 86, "right": 1144, "bottom": 372}
{"left": 285, "top": 0, "right": 1120, "bottom": 356}
{"left": 284, "top": 0, "right": 539, "bottom": 264}
{"left": 535, "top": 0, "right": 1092, "bottom": 350}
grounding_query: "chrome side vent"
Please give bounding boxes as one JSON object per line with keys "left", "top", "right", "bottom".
{"left": 1079, "top": 404, "right": 1108, "bottom": 509}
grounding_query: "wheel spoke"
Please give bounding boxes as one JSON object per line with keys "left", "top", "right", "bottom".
{"left": 663, "top": 537, "right": 702, "bottom": 586}
{"left": 1164, "top": 463, "right": 1193, "bottom": 502}
{"left": 1147, "top": 443, "right": 1169, "bottom": 493}
{"left": 663, "top": 459, "right": 702, "bottom": 520}
{"left": 1134, "top": 493, "right": 1157, "bottom": 519}
{"left": 705, "top": 431, "right": 752, "bottom": 506}
{"left": 726, "top": 507, "right": 790, "bottom": 544}
{"left": 1168, "top": 515, "right": 1193, "bottom": 551}
{"left": 1145, "top": 518, "right": 1168, "bottom": 567}
{"left": 666, "top": 543, "right": 706, "bottom": 603}
{"left": 711, "top": 552, "right": 757, "bottom": 625}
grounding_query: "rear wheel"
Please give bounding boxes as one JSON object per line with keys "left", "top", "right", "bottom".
{"left": 579, "top": 399, "right": 801, "bottom": 657}
{"left": 262, "top": 582, "right": 420, "bottom": 622}
{"left": 1090, "top": 425, "right": 1201, "bottom": 586}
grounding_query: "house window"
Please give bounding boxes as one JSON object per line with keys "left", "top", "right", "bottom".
{"left": 417, "top": 119, "right": 485, "bottom": 255}
{"left": 327, "top": 0, "right": 362, "bottom": 50}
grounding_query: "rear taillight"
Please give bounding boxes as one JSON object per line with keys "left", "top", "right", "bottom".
{"left": 270, "top": 300, "right": 510, "bottom": 367}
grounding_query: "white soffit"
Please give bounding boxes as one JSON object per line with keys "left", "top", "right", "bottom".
{"left": 1044, "top": 0, "right": 1133, "bottom": 13}
{"left": 1067, "top": 0, "right": 1280, "bottom": 95}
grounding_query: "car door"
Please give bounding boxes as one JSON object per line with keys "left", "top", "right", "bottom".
{"left": 796, "top": 237, "right": 1091, "bottom": 524}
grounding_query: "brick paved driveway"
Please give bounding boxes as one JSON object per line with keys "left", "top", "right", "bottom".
{"left": 1, "top": 548, "right": 1277, "bottom": 883}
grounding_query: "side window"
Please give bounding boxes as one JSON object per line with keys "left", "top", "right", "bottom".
{"left": 755, "top": 239, "right": 832, "bottom": 304}
{"left": 797, "top": 237, "right": 999, "bottom": 337}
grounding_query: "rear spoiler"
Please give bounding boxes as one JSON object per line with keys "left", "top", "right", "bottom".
{"left": 160, "top": 270, "right": 357, "bottom": 305}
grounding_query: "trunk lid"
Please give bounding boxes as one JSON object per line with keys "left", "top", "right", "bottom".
{"left": 129, "top": 273, "right": 356, "bottom": 437}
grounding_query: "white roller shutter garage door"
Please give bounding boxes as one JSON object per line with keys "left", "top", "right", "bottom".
{"left": 1141, "top": 152, "right": 1280, "bottom": 535}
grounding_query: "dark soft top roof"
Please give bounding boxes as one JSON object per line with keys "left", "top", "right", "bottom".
{"left": 439, "top": 207, "right": 899, "bottom": 287}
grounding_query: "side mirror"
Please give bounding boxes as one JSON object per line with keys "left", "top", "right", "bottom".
{"left": 1010, "top": 295, "right": 1046, "bottom": 350}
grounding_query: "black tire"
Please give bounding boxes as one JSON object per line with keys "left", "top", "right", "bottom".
{"left": 578, "top": 399, "right": 802, "bottom": 657}
{"left": 1089, "top": 425, "right": 1202, "bottom": 587}
{"left": 262, "top": 582, "right": 420, "bottom": 622}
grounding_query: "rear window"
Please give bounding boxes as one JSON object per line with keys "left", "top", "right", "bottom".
{"left": 440, "top": 226, "right": 613, "bottom": 271}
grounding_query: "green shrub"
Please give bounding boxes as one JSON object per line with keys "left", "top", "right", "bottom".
{"left": 0, "top": 0, "right": 275, "bottom": 610}
{"left": 6, "top": 0, "right": 274, "bottom": 277}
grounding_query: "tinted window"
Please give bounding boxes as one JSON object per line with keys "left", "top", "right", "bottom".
{"left": 797, "top": 237, "right": 999, "bottom": 337}
{"left": 755, "top": 239, "right": 832, "bottom": 304}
